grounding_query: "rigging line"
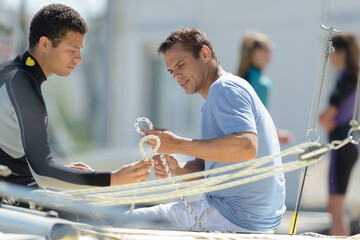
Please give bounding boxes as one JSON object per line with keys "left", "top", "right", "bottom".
{"left": 51, "top": 151, "right": 323, "bottom": 205}
{"left": 43, "top": 139, "right": 350, "bottom": 205}
{"left": 350, "top": 70, "right": 360, "bottom": 127}
{"left": 34, "top": 153, "right": 283, "bottom": 201}
{"left": 32, "top": 139, "right": 346, "bottom": 208}
{"left": 348, "top": 70, "right": 360, "bottom": 145}
{"left": 85, "top": 153, "right": 281, "bottom": 201}
{"left": 306, "top": 0, "right": 331, "bottom": 136}
{"left": 76, "top": 161, "right": 304, "bottom": 205}
{"left": 84, "top": 148, "right": 283, "bottom": 199}
{"left": 34, "top": 148, "right": 317, "bottom": 205}
{"left": 60, "top": 142, "right": 312, "bottom": 197}
{"left": 87, "top": 158, "right": 321, "bottom": 206}
{"left": 292, "top": 0, "right": 336, "bottom": 235}
{"left": 290, "top": 166, "right": 308, "bottom": 235}
{"left": 68, "top": 156, "right": 287, "bottom": 203}
{"left": 35, "top": 142, "right": 315, "bottom": 205}
{"left": 332, "top": 0, "right": 336, "bottom": 27}
{"left": 312, "top": 40, "right": 331, "bottom": 131}
{"left": 39, "top": 142, "right": 313, "bottom": 206}
{"left": 3, "top": 144, "right": 323, "bottom": 209}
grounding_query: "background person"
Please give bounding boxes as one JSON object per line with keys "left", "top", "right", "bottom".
{"left": 237, "top": 31, "right": 294, "bottom": 144}
{"left": 319, "top": 33, "right": 360, "bottom": 236}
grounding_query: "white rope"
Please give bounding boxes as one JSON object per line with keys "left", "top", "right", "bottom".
{"left": 134, "top": 117, "right": 205, "bottom": 231}
{"left": 56, "top": 142, "right": 311, "bottom": 197}
{"left": 128, "top": 134, "right": 161, "bottom": 214}
{"left": 45, "top": 154, "right": 322, "bottom": 206}
{"left": 37, "top": 141, "right": 324, "bottom": 205}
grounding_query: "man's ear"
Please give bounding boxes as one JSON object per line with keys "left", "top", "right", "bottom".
{"left": 200, "top": 45, "right": 212, "bottom": 62}
{"left": 38, "top": 36, "right": 52, "bottom": 52}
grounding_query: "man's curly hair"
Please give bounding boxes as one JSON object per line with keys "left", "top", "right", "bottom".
{"left": 29, "top": 4, "right": 88, "bottom": 48}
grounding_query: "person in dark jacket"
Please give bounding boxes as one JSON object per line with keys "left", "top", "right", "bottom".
{"left": 320, "top": 33, "right": 360, "bottom": 236}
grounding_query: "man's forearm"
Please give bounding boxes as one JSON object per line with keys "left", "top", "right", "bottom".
{"left": 175, "top": 132, "right": 258, "bottom": 163}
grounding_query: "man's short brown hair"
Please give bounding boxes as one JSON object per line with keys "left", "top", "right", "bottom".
{"left": 158, "top": 28, "right": 219, "bottom": 63}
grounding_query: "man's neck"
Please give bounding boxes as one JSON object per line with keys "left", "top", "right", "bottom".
{"left": 200, "top": 64, "right": 224, "bottom": 99}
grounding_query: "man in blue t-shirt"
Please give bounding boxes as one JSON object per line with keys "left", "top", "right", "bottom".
{"left": 127, "top": 28, "right": 285, "bottom": 232}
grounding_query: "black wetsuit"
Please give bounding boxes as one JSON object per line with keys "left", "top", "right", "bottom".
{"left": 0, "top": 51, "right": 110, "bottom": 190}
{"left": 328, "top": 71, "right": 359, "bottom": 195}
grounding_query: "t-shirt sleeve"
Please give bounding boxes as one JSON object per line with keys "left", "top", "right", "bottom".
{"left": 211, "top": 85, "right": 257, "bottom": 135}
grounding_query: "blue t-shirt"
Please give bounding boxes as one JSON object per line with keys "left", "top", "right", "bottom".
{"left": 201, "top": 72, "right": 285, "bottom": 231}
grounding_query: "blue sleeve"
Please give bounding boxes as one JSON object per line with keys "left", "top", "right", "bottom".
{"left": 212, "top": 84, "right": 257, "bottom": 135}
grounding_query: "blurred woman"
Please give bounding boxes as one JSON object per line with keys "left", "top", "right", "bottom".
{"left": 237, "top": 31, "right": 294, "bottom": 144}
{"left": 320, "top": 33, "right": 360, "bottom": 236}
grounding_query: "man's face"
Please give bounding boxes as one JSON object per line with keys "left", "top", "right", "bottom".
{"left": 164, "top": 42, "right": 207, "bottom": 95}
{"left": 46, "top": 31, "right": 84, "bottom": 77}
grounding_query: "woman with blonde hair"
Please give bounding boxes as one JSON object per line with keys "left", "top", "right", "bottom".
{"left": 238, "top": 31, "right": 274, "bottom": 108}
{"left": 237, "top": 31, "right": 294, "bottom": 144}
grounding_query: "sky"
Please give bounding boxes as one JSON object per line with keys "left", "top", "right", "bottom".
{"left": 3, "top": 0, "right": 107, "bottom": 19}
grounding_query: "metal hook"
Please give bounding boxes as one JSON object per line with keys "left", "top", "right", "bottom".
{"left": 348, "top": 126, "right": 360, "bottom": 145}
{"left": 306, "top": 128, "right": 320, "bottom": 143}
{"left": 320, "top": 24, "right": 343, "bottom": 34}
{"left": 320, "top": 24, "right": 343, "bottom": 57}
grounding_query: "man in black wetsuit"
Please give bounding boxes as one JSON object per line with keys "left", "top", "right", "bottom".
{"left": 0, "top": 4, "right": 153, "bottom": 190}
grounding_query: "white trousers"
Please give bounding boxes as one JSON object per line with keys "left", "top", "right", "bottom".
{"left": 115, "top": 195, "right": 253, "bottom": 232}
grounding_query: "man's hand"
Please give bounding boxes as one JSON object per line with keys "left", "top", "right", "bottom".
{"left": 142, "top": 128, "right": 182, "bottom": 155}
{"left": 110, "top": 159, "right": 154, "bottom": 186}
{"left": 153, "top": 154, "right": 180, "bottom": 178}
{"left": 277, "top": 129, "right": 295, "bottom": 145}
{"left": 154, "top": 155, "right": 204, "bottom": 182}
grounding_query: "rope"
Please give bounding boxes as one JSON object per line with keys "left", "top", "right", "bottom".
{"left": 134, "top": 117, "right": 205, "bottom": 231}
{"left": 306, "top": 0, "right": 331, "bottom": 141}
{"left": 36, "top": 141, "right": 326, "bottom": 205}
{"left": 50, "top": 142, "right": 311, "bottom": 198}
{"left": 349, "top": 65, "right": 360, "bottom": 145}
{"left": 74, "top": 138, "right": 354, "bottom": 206}
{"left": 42, "top": 153, "right": 322, "bottom": 206}
{"left": 128, "top": 134, "right": 161, "bottom": 214}
{"left": 26, "top": 136, "right": 357, "bottom": 236}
